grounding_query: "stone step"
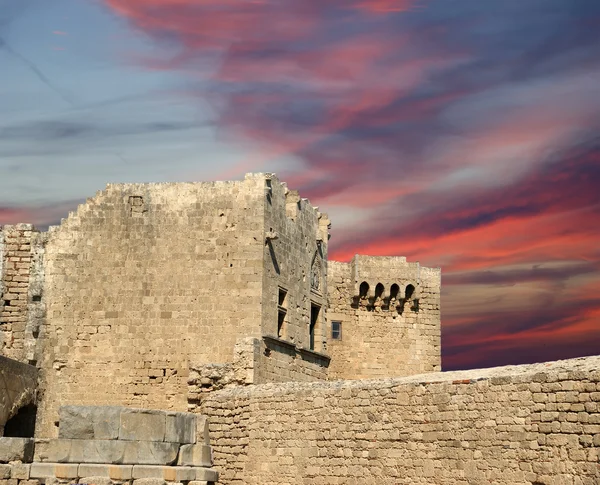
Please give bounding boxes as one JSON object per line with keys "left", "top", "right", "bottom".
{"left": 59, "top": 406, "right": 197, "bottom": 444}
{"left": 37, "top": 439, "right": 180, "bottom": 465}
{"left": 29, "top": 462, "right": 218, "bottom": 483}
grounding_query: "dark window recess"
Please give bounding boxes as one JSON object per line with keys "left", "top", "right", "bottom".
{"left": 310, "top": 303, "right": 320, "bottom": 350}
{"left": 277, "top": 310, "right": 286, "bottom": 338}
{"left": 277, "top": 288, "right": 288, "bottom": 338}
{"left": 4, "top": 404, "right": 37, "bottom": 438}
{"left": 331, "top": 321, "right": 342, "bottom": 340}
{"left": 278, "top": 288, "right": 287, "bottom": 306}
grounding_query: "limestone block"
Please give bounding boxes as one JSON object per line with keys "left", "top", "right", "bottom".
{"left": 195, "top": 415, "right": 210, "bottom": 445}
{"left": 122, "top": 441, "right": 179, "bottom": 465}
{"left": 54, "top": 464, "right": 78, "bottom": 479}
{"left": 177, "top": 445, "right": 212, "bottom": 467}
{"left": 29, "top": 463, "right": 56, "bottom": 478}
{"left": 77, "top": 464, "right": 133, "bottom": 480}
{"left": 132, "top": 479, "right": 166, "bottom": 485}
{"left": 10, "top": 463, "right": 30, "bottom": 479}
{"left": 132, "top": 466, "right": 195, "bottom": 481}
{"left": 42, "top": 439, "right": 178, "bottom": 465}
{"left": 120, "top": 410, "right": 166, "bottom": 442}
{"left": 165, "top": 412, "right": 196, "bottom": 444}
{"left": 42, "top": 439, "right": 125, "bottom": 464}
{"left": 58, "top": 405, "right": 121, "bottom": 440}
{"left": 0, "top": 438, "right": 34, "bottom": 463}
{"left": 194, "top": 467, "right": 218, "bottom": 482}
{"left": 0, "top": 465, "right": 10, "bottom": 479}
{"left": 78, "top": 478, "right": 113, "bottom": 485}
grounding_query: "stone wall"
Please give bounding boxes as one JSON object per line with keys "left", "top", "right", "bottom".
{"left": 36, "top": 177, "right": 268, "bottom": 438}
{"left": 188, "top": 337, "right": 329, "bottom": 412}
{"left": 327, "top": 256, "right": 441, "bottom": 380}
{"left": 260, "top": 176, "right": 330, "bottom": 354}
{"left": 0, "top": 225, "right": 45, "bottom": 364}
{"left": 0, "top": 356, "right": 37, "bottom": 436}
{"left": 35, "top": 174, "right": 335, "bottom": 438}
{"left": 202, "top": 356, "right": 600, "bottom": 485}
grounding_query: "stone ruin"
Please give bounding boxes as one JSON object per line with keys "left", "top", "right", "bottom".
{"left": 0, "top": 173, "right": 597, "bottom": 484}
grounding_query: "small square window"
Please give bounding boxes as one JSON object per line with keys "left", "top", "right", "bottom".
{"left": 331, "top": 321, "right": 342, "bottom": 340}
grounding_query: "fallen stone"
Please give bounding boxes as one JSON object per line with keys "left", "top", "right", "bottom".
{"left": 58, "top": 406, "right": 121, "bottom": 440}
{"left": 0, "top": 438, "right": 34, "bottom": 463}
{"left": 42, "top": 439, "right": 178, "bottom": 465}
{"left": 177, "top": 444, "right": 212, "bottom": 467}
{"left": 165, "top": 412, "right": 196, "bottom": 444}
{"left": 120, "top": 410, "right": 165, "bottom": 442}
{"left": 195, "top": 416, "right": 210, "bottom": 445}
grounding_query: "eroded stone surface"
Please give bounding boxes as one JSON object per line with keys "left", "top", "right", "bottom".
{"left": 59, "top": 406, "right": 121, "bottom": 440}
{"left": 0, "top": 358, "right": 37, "bottom": 435}
{"left": 0, "top": 438, "right": 34, "bottom": 463}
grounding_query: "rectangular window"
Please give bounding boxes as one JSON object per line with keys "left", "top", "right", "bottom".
{"left": 331, "top": 321, "right": 342, "bottom": 340}
{"left": 309, "top": 303, "right": 320, "bottom": 350}
{"left": 277, "top": 288, "right": 288, "bottom": 338}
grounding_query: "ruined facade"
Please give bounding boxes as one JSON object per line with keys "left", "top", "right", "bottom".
{"left": 2, "top": 173, "right": 596, "bottom": 485}
{"left": 1, "top": 173, "right": 441, "bottom": 440}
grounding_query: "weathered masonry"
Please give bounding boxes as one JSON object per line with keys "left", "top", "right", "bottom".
{"left": 0, "top": 173, "right": 441, "bottom": 439}
{"left": 1, "top": 172, "right": 598, "bottom": 485}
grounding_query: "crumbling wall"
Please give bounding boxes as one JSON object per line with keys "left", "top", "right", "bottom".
{"left": 188, "top": 337, "right": 329, "bottom": 412}
{"left": 0, "top": 356, "right": 37, "bottom": 436}
{"left": 327, "top": 256, "right": 441, "bottom": 379}
{"left": 36, "top": 177, "right": 267, "bottom": 438}
{"left": 0, "top": 225, "right": 45, "bottom": 364}
{"left": 202, "top": 356, "right": 600, "bottom": 485}
{"left": 260, "top": 175, "right": 331, "bottom": 356}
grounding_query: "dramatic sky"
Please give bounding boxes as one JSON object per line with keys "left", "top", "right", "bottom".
{"left": 1, "top": 0, "right": 599, "bottom": 370}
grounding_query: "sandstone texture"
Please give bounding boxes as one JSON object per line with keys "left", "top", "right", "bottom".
{"left": 203, "top": 356, "right": 600, "bottom": 485}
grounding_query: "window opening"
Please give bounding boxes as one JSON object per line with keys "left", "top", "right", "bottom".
{"left": 310, "top": 303, "right": 320, "bottom": 350}
{"left": 277, "top": 288, "right": 288, "bottom": 338}
{"left": 331, "top": 321, "right": 342, "bottom": 340}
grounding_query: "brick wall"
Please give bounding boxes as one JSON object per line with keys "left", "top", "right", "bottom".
{"left": 202, "top": 356, "right": 600, "bottom": 485}
{"left": 327, "top": 256, "right": 441, "bottom": 379}
{"left": 0, "top": 225, "right": 44, "bottom": 364}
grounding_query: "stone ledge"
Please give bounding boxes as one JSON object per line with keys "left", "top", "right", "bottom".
{"left": 297, "top": 347, "right": 331, "bottom": 365}
{"left": 38, "top": 439, "right": 179, "bottom": 465}
{"left": 262, "top": 336, "right": 331, "bottom": 366}
{"left": 28, "top": 463, "right": 217, "bottom": 483}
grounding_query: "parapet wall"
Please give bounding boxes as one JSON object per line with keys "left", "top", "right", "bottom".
{"left": 202, "top": 355, "right": 600, "bottom": 485}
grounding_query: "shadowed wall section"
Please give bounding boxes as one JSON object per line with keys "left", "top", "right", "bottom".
{"left": 0, "top": 356, "right": 37, "bottom": 436}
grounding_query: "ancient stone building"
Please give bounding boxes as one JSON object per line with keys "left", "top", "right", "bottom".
{"left": 0, "top": 173, "right": 441, "bottom": 439}
{"left": 3, "top": 173, "right": 596, "bottom": 485}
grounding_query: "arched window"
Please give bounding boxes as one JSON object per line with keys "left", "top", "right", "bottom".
{"left": 375, "top": 283, "right": 385, "bottom": 300}
{"left": 405, "top": 284, "right": 415, "bottom": 300}
{"left": 389, "top": 284, "right": 400, "bottom": 301}
{"left": 359, "top": 281, "right": 370, "bottom": 299}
